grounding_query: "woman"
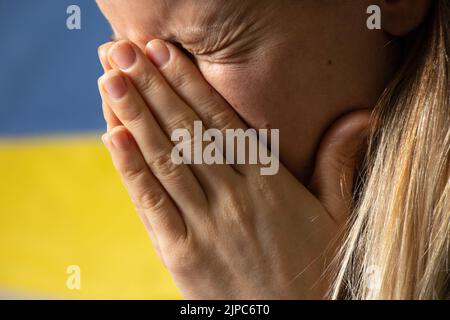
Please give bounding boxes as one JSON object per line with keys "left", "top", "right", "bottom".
{"left": 96, "top": 0, "right": 449, "bottom": 299}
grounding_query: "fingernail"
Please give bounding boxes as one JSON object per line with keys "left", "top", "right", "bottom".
{"left": 102, "top": 75, "right": 127, "bottom": 100}
{"left": 146, "top": 40, "right": 170, "bottom": 68}
{"left": 98, "top": 45, "right": 106, "bottom": 61}
{"left": 101, "top": 133, "right": 110, "bottom": 148}
{"left": 111, "top": 130, "right": 131, "bottom": 151}
{"left": 110, "top": 42, "right": 136, "bottom": 70}
{"left": 98, "top": 44, "right": 110, "bottom": 69}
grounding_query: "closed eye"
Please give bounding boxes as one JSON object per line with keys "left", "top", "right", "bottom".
{"left": 172, "top": 41, "right": 197, "bottom": 64}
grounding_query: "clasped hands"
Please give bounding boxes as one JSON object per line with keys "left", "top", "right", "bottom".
{"left": 97, "top": 39, "right": 370, "bottom": 299}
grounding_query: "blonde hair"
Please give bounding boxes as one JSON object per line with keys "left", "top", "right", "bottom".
{"left": 332, "top": 0, "right": 450, "bottom": 299}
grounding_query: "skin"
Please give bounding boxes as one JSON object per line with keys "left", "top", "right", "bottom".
{"left": 95, "top": 0, "right": 431, "bottom": 299}
{"left": 98, "top": 39, "right": 369, "bottom": 299}
{"left": 96, "top": 0, "right": 400, "bottom": 182}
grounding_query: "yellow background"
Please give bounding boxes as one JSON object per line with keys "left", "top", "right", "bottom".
{"left": 0, "top": 135, "right": 180, "bottom": 299}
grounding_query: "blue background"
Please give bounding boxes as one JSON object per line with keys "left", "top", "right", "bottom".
{"left": 0, "top": 1, "right": 111, "bottom": 136}
{"left": 0, "top": 2, "right": 180, "bottom": 300}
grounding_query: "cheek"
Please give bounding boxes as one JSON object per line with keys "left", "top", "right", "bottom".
{"left": 196, "top": 56, "right": 345, "bottom": 181}
{"left": 197, "top": 61, "right": 289, "bottom": 130}
{"left": 197, "top": 60, "right": 316, "bottom": 178}
{"left": 196, "top": 55, "right": 327, "bottom": 141}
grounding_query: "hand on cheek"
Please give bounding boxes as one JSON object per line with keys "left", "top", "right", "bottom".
{"left": 97, "top": 39, "right": 371, "bottom": 299}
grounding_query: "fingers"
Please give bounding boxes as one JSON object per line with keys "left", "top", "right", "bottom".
{"left": 98, "top": 42, "right": 113, "bottom": 71}
{"left": 309, "top": 110, "right": 371, "bottom": 223}
{"left": 107, "top": 40, "right": 198, "bottom": 135}
{"left": 103, "top": 130, "right": 162, "bottom": 260}
{"left": 105, "top": 40, "right": 236, "bottom": 187}
{"left": 98, "top": 70, "right": 207, "bottom": 216}
{"left": 101, "top": 101, "right": 122, "bottom": 131}
{"left": 146, "top": 40, "right": 246, "bottom": 133}
{"left": 145, "top": 40, "right": 260, "bottom": 176}
{"left": 102, "top": 126, "right": 186, "bottom": 250}
{"left": 98, "top": 42, "right": 122, "bottom": 130}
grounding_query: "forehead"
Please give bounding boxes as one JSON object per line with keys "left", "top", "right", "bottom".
{"left": 96, "top": 0, "right": 230, "bottom": 46}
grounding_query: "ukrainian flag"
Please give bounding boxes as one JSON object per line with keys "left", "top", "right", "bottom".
{"left": 0, "top": 1, "right": 179, "bottom": 299}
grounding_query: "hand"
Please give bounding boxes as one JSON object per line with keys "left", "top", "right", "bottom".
{"left": 97, "top": 39, "right": 370, "bottom": 299}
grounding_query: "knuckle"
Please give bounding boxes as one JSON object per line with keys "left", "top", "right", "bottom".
{"left": 122, "top": 162, "right": 147, "bottom": 183}
{"left": 119, "top": 102, "right": 145, "bottom": 127}
{"left": 133, "top": 188, "right": 167, "bottom": 213}
{"left": 167, "top": 115, "right": 196, "bottom": 132}
{"left": 138, "top": 71, "right": 163, "bottom": 96}
{"left": 169, "top": 64, "right": 192, "bottom": 91}
{"left": 151, "top": 151, "right": 184, "bottom": 180}
{"left": 204, "top": 108, "right": 237, "bottom": 131}
{"left": 164, "top": 234, "right": 204, "bottom": 274}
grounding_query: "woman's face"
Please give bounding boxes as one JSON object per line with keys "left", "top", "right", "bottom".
{"left": 96, "top": 0, "right": 400, "bottom": 181}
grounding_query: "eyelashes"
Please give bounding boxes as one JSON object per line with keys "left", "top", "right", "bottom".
{"left": 172, "top": 41, "right": 197, "bottom": 64}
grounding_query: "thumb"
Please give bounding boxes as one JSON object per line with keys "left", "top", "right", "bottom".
{"left": 309, "top": 109, "right": 372, "bottom": 223}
